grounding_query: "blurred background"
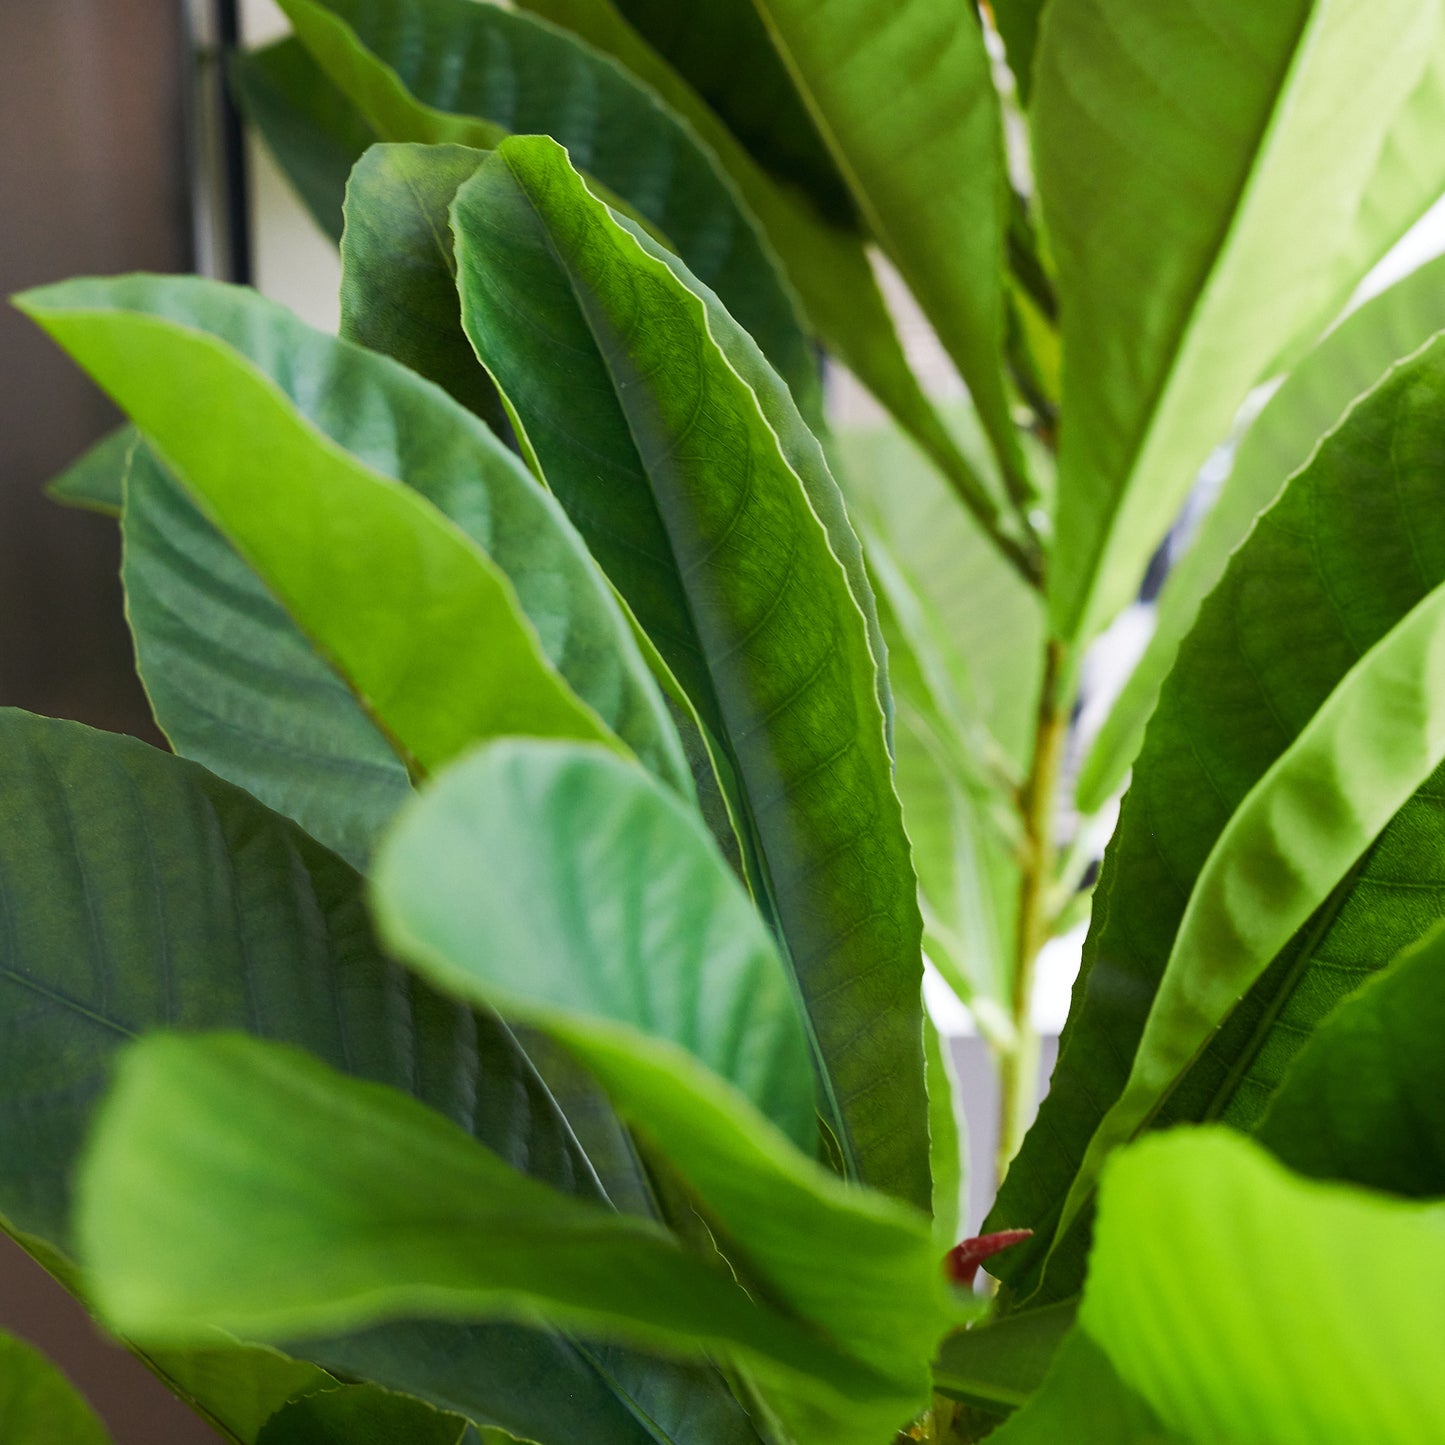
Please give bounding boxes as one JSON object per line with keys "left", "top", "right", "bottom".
{"left": 5, "top": 2, "right": 1445, "bottom": 1438}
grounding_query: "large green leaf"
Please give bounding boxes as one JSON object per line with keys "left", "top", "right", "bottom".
{"left": 990, "top": 335, "right": 1445, "bottom": 1298}
{"left": 506, "top": 0, "right": 1001, "bottom": 536}
{"left": 258, "top": 1384, "right": 466, "bottom": 1445}
{"left": 338, "top": 144, "right": 506, "bottom": 433}
{"left": 121, "top": 446, "right": 408, "bottom": 869}
{"left": 1256, "top": 917, "right": 1445, "bottom": 1198}
{"left": 19, "top": 275, "right": 690, "bottom": 796}
{"left": 277, "top": 0, "right": 820, "bottom": 419}
{"left": 232, "top": 37, "right": 375, "bottom": 244}
{"left": 0, "top": 1331, "right": 111, "bottom": 1445}
{"left": 451, "top": 136, "right": 930, "bottom": 1210}
{"left": 746, "top": 0, "right": 1029, "bottom": 502}
{"left": 1040, "top": 0, "right": 1445, "bottom": 643}
{"left": 80, "top": 1035, "right": 921, "bottom": 1445}
{"left": 1079, "top": 251, "right": 1445, "bottom": 813}
{"left": 1081, "top": 1129, "right": 1445, "bottom": 1444}
{"left": 374, "top": 739, "right": 816, "bottom": 1147}
{"left": 372, "top": 737, "right": 948, "bottom": 1441}
{"left": 597, "top": 0, "right": 851, "bottom": 221}
{"left": 0, "top": 709, "right": 763, "bottom": 1445}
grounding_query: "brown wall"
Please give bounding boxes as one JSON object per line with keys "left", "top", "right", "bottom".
{"left": 2, "top": 3, "right": 220, "bottom": 1438}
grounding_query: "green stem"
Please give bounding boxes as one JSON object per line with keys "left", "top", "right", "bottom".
{"left": 996, "top": 637, "right": 1070, "bottom": 1187}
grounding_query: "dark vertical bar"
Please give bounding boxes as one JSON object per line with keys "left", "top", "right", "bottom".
{"left": 215, "top": 0, "right": 253, "bottom": 284}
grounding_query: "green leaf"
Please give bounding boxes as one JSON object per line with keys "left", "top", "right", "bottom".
{"left": 338, "top": 144, "right": 507, "bottom": 433}
{"left": 0, "top": 709, "right": 760, "bottom": 1445}
{"left": 990, "top": 335, "right": 1445, "bottom": 1299}
{"left": 44, "top": 423, "right": 133, "bottom": 515}
{"left": 258, "top": 1384, "right": 467, "bottom": 1444}
{"left": 1040, "top": 0, "right": 1445, "bottom": 643}
{"left": 746, "top": 0, "right": 1029, "bottom": 503}
{"left": 932, "top": 1299, "right": 1076, "bottom": 1413}
{"left": 372, "top": 737, "right": 949, "bottom": 1435}
{"left": 0, "top": 1331, "right": 111, "bottom": 1444}
{"left": 924, "top": 1017, "right": 962, "bottom": 1252}
{"left": 507, "top": 0, "right": 995, "bottom": 533}
{"left": 80, "top": 1034, "right": 921, "bottom": 1445}
{"left": 374, "top": 738, "right": 816, "bottom": 1148}
{"left": 980, "top": 1331, "right": 1176, "bottom": 1444}
{"left": 991, "top": 0, "right": 1047, "bottom": 103}
{"left": 121, "top": 445, "right": 408, "bottom": 869}
{"left": 1081, "top": 1129, "right": 1445, "bottom": 1445}
{"left": 143, "top": 1345, "right": 333, "bottom": 1445}
{"left": 1079, "top": 250, "right": 1445, "bottom": 813}
{"left": 452, "top": 135, "right": 930, "bottom": 1210}
{"left": 1256, "top": 916, "right": 1445, "bottom": 1198}
{"left": 593, "top": 0, "right": 852, "bottom": 222}
{"left": 19, "top": 275, "right": 691, "bottom": 796}
{"left": 231, "top": 37, "right": 375, "bottom": 244}
{"left": 277, "top": 0, "right": 820, "bottom": 419}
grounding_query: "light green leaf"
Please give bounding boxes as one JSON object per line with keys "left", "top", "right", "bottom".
{"left": 1256, "top": 916, "right": 1445, "bottom": 1198}
{"left": 374, "top": 738, "right": 816, "bottom": 1148}
{"left": 121, "top": 445, "right": 408, "bottom": 869}
{"left": 338, "top": 144, "right": 507, "bottom": 433}
{"left": 79, "top": 1035, "right": 922, "bottom": 1445}
{"left": 452, "top": 135, "right": 929, "bottom": 1210}
{"left": 1040, "top": 0, "right": 1445, "bottom": 643}
{"left": 979, "top": 1331, "right": 1175, "bottom": 1444}
{"left": 990, "top": 335, "right": 1445, "bottom": 1299}
{"left": 19, "top": 275, "right": 690, "bottom": 795}
{"left": 1079, "top": 251, "right": 1445, "bottom": 812}
{"left": 932, "top": 1300, "right": 1077, "bottom": 1415}
{"left": 511, "top": 0, "right": 996, "bottom": 533}
{"left": 277, "top": 0, "right": 820, "bottom": 418}
{"left": 0, "top": 708, "right": 759, "bottom": 1445}
{"left": 0, "top": 1331, "right": 111, "bottom": 1445}
{"left": 747, "top": 0, "right": 1029, "bottom": 505}
{"left": 1082, "top": 1129, "right": 1445, "bottom": 1445}
{"left": 44, "top": 423, "right": 132, "bottom": 515}
{"left": 924, "top": 1018, "right": 962, "bottom": 1252}
{"left": 258, "top": 1384, "right": 467, "bottom": 1444}
{"left": 231, "top": 37, "right": 375, "bottom": 244}
{"left": 373, "top": 737, "right": 948, "bottom": 1437}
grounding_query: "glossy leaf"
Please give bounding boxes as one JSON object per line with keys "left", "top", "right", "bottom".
{"left": 452, "top": 136, "right": 930, "bottom": 1210}
{"left": 1040, "top": 0, "right": 1445, "bottom": 643}
{"left": 596, "top": 0, "right": 851, "bottom": 221}
{"left": 1082, "top": 1129, "right": 1445, "bottom": 1445}
{"left": 373, "top": 736, "right": 948, "bottom": 1442}
{"left": 1256, "top": 917, "right": 1445, "bottom": 1198}
{"left": 45, "top": 423, "right": 131, "bottom": 515}
{"left": 0, "top": 709, "right": 759, "bottom": 1445}
{"left": 374, "top": 739, "right": 816, "bottom": 1146}
{"left": 232, "top": 37, "right": 375, "bottom": 243}
{"left": 258, "top": 1384, "right": 467, "bottom": 1445}
{"left": 19, "top": 275, "right": 691, "bottom": 795}
{"left": 747, "top": 0, "right": 1028, "bottom": 502}
{"left": 277, "top": 0, "right": 820, "bottom": 418}
{"left": 1079, "top": 250, "right": 1445, "bottom": 812}
{"left": 506, "top": 0, "right": 995, "bottom": 524}
{"left": 0, "top": 1331, "right": 111, "bottom": 1445}
{"left": 981, "top": 1332, "right": 1175, "bottom": 1445}
{"left": 122, "top": 446, "right": 408, "bottom": 869}
{"left": 991, "top": 336, "right": 1445, "bottom": 1298}
{"left": 80, "top": 1034, "right": 919, "bottom": 1445}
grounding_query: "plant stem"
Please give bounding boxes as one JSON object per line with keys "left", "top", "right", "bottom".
{"left": 996, "top": 637, "right": 1070, "bottom": 1187}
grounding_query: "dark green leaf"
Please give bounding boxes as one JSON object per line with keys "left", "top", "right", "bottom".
{"left": 277, "top": 0, "right": 821, "bottom": 419}
{"left": 80, "top": 1035, "right": 917, "bottom": 1445}
{"left": 0, "top": 709, "right": 761, "bottom": 1445}
{"left": 20, "top": 275, "right": 691, "bottom": 796}
{"left": 1256, "top": 917, "right": 1445, "bottom": 1197}
{"left": 231, "top": 37, "right": 375, "bottom": 244}
{"left": 0, "top": 1330, "right": 111, "bottom": 1444}
{"left": 990, "top": 335, "right": 1445, "bottom": 1299}
{"left": 991, "top": 0, "right": 1047, "bottom": 103}
{"left": 932, "top": 1300, "right": 1076, "bottom": 1411}
{"left": 258, "top": 1384, "right": 466, "bottom": 1445}
{"left": 452, "top": 136, "right": 929, "bottom": 1210}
